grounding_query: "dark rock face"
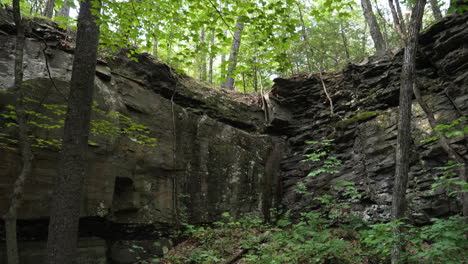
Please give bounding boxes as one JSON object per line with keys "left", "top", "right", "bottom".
{"left": 0, "top": 8, "right": 467, "bottom": 264}
{"left": 0, "top": 9, "right": 284, "bottom": 263}
{"left": 269, "top": 13, "right": 468, "bottom": 223}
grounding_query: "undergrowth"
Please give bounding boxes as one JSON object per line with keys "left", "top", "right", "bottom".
{"left": 147, "top": 139, "right": 467, "bottom": 264}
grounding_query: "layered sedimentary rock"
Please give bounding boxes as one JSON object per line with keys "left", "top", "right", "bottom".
{"left": 269, "top": 12, "right": 468, "bottom": 223}
{"left": 0, "top": 8, "right": 283, "bottom": 263}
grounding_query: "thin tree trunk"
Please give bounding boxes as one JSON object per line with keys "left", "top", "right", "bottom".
{"left": 296, "top": 0, "right": 312, "bottom": 72}
{"left": 388, "top": 0, "right": 407, "bottom": 40}
{"left": 4, "top": 1, "right": 34, "bottom": 264}
{"left": 429, "top": 0, "right": 443, "bottom": 20}
{"left": 209, "top": 28, "right": 215, "bottom": 84}
{"left": 395, "top": 0, "right": 407, "bottom": 32}
{"left": 153, "top": 25, "right": 159, "bottom": 59}
{"left": 46, "top": 1, "right": 101, "bottom": 263}
{"left": 199, "top": 27, "right": 207, "bottom": 81}
{"left": 361, "top": 0, "right": 386, "bottom": 54}
{"left": 340, "top": 21, "right": 350, "bottom": 60}
{"left": 373, "top": 0, "right": 390, "bottom": 47}
{"left": 43, "top": 0, "right": 55, "bottom": 18}
{"left": 57, "top": 0, "right": 70, "bottom": 17}
{"left": 361, "top": 22, "right": 368, "bottom": 55}
{"left": 253, "top": 64, "right": 258, "bottom": 93}
{"left": 242, "top": 72, "right": 246, "bottom": 93}
{"left": 223, "top": 18, "right": 244, "bottom": 90}
{"left": 413, "top": 83, "right": 468, "bottom": 219}
{"left": 391, "top": 1, "right": 426, "bottom": 263}
{"left": 220, "top": 30, "right": 227, "bottom": 86}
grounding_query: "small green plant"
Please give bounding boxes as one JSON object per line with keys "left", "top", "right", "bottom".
{"left": 0, "top": 99, "right": 157, "bottom": 150}
{"left": 432, "top": 161, "right": 467, "bottom": 196}
{"left": 422, "top": 116, "right": 468, "bottom": 143}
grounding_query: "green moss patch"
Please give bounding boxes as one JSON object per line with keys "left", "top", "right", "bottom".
{"left": 335, "top": 111, "right": 381, "bottom": 129}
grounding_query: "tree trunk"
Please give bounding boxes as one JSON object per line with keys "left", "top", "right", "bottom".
{"left": 242, "top": 72, "right": 246, "bottom": 93}
{"left": 388, "top": 0, "right": 407, "bottom": 39}
{"left": 209, "top": 28, "right": 215, "bottom": 84}
{"left": 46, "top": 1, "right": 101, "bottom": 263}
{"left": 361, "top": 0, "right": 386, "bottom": 54}
{"left": 4, "top": 2, "right": 34, "bottom": 264}
{"left": 253, "top": 65, "right": 258, "bottom": 93}
{"left": 57, "top": 0, "right": 70, "bottom": 17}
{"left": 223, "top": 18, "right": 244, "bottom": 90}
{"left": 361, "top": 22, "right": 368, "bottom": 55}
{"left": 340, "top": 21, "right": 350, "bottom": 60}
{"left": 199, "top": 27, "right": 207, "bottom": 81}
{"left": 296, "top": 0, "right": 312, "bottom": 72}
{"left": 391, "top": 1, "right": 426, "bottom": 263}
{"left": 220, "top": 30, "right": 227, "bottom": 86}
{"left": 373, "top": 0, "right": 390, "bottom": 47}
{"left": 43, "top": 0, "right": 55, "bottom": 18}
{"left": 429, "top": 0, "right": 443, "bottom": 20}
{"left": 153, "top": 36, "right": 158, "bottom": 59}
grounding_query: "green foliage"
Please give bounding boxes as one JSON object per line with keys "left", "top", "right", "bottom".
{"left": 432, "top": 161, "right": 467, "bottom": 196}
{"left": 0, "top": 94, "right": 157, "bottom": 151}
{"left": 153, "top": 135, "right": 467, "bottom": 264}
{"left": 423, "top": 116, "right": 468, "bottom": 143}
{"left": 243, "top": 212, "right": 363, "bottom": 264}
{"left": 360, "top": 216, "right": 468, "bottom": 263}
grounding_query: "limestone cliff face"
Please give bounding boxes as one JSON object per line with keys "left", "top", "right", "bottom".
{"left": 269, "top": 12, "right": 468, "bottom": 223}
{"left": 0, "top": 8, "right": 284, "bottom": 263}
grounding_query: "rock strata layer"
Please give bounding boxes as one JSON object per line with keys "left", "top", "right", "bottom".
{"left": 269, "top": 12, "right": 468, "bottom": 223}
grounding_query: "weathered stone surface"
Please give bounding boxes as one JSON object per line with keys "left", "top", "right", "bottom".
{"left": 269, "top": 12, "right": 468, "bottom": 223}
{"left": 0, "top": 11, "right": 284, "bottom": 263}
{"left": 0, "top": 239, "right": 107, "bottom": 264}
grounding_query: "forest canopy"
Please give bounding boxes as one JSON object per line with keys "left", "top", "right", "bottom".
{"left": 1, "top": 0, "right": 449, "bottom": 93}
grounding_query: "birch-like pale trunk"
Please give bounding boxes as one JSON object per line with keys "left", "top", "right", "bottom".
{"left": 223, "top": 18, "right": 244, "bottom": 90}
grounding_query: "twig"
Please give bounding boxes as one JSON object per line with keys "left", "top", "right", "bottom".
{"left": 205, "top": 0, "right": 234, "bottom": 37}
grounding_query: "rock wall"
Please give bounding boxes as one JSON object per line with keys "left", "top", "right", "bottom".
{"left": 0, "top": 8, "right": 284, "bottom": 263}
{"left": 269, "top": 12, "right": 468, "bottom": 223}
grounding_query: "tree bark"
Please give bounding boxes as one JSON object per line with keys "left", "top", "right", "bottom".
{"left": 391, "top": 1, "right": 426, "bottom": 263}
{"left": 153, "top": 36, "right": 158, "bottom": 59}
{"left": 429, "top": 0, "right": 443, "bottom": 20}
{"left": 46, "top": 1, "right": 100, "bottom": 263}
{"left": 220, "top": 30, "right": 227, "bottom": 86}
{"left": 209, "top": 28, "right": 215, "bottom": 84}
{"left": 361, "top": 0, "right": 386, "bottom": 54}
{"left": 223, "top": 18, "right": 244, "bottom": 90}
{"left": 199, "top": 27, "right": 207, "bottom": 81}
{"left": 388, "top": 0, "right": 407, "bottom": 40}
{"left": 57, "top": 0, "right": 71, "bottom": 17}
{"left": 340, "top": 21, "right": 350, "bottom": 60}
{"left": 43, "top": 0, "right": 55, "bottom": 18}
{"left": 296, "top": 0, "right": 312, "bottom": 72}
{"left": 4, "top": 1, "right": 34, "bottom": 264}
